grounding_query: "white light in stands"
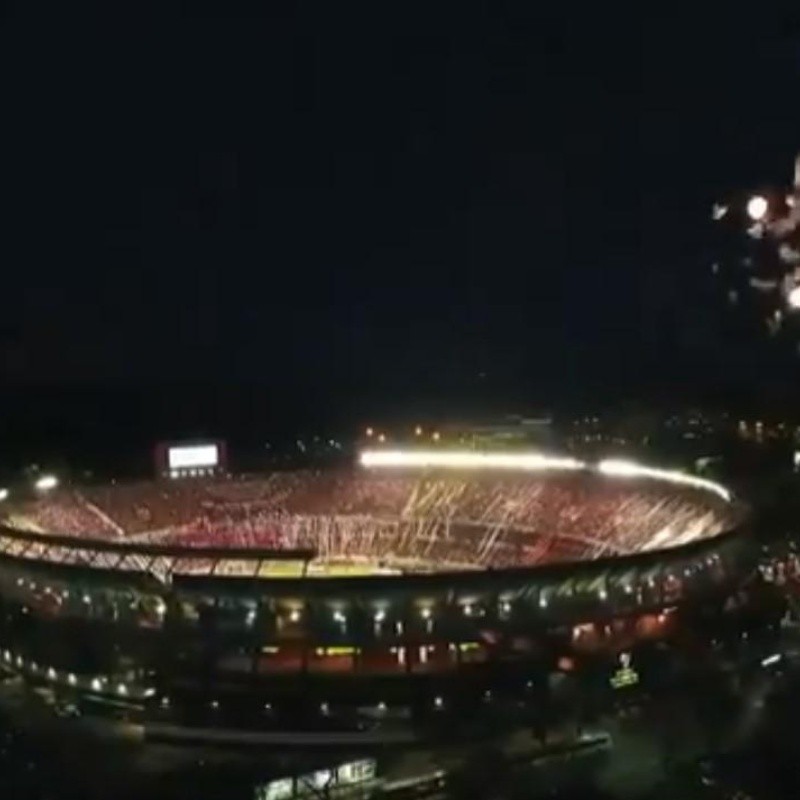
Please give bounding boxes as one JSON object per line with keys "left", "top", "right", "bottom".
{"left": 35, "top": 474, "right": 58, "bottom": 491}
{"left": 0, "top": 488, "right": 8, "bottom": 502}
{"left": 747, "top": 195, "right": 768, "bottom": 221}
{"left": 359, "top": 450, "right": 585, "bottom": 472}
{"left": 597, "top": 459, "right": 731, "bottom": 501}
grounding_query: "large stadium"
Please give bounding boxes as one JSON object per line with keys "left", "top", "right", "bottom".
{"left": 0, "top": 449, "right": 753, "bottom": 751}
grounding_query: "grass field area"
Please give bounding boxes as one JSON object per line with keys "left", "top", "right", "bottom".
{"left": 253, "top": 560, "right": 399, "bottom": 578}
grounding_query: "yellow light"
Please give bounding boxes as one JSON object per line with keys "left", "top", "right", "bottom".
{"left": 365, "top": 427, "right": 374, "bottom": 437}
{"left": 432, "top": 431, "right": 441, "bottom": 442}
{"left": 360, "top": 449, "right": 585, "bottom": 472}
{"left": 415, "top": 426, "right": 423, "bottom": 436}
{"left": 377, "top": 433, "right": 386, "bottom": 443}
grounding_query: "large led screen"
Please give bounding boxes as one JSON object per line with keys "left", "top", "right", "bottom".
{"left": 167, "top": 444, "right": 219, "bottom": 469}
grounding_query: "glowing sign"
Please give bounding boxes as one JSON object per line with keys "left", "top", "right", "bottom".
{"left": 337, "top": 759, "right": 377, "bottom": 784}
{"left": 255, "top": 759, "right": 377, "bottom": 800}
{"left": 610, "top": 651, "right": 639, "bottom": 689}
{"left": 167, "top": 444, "right": 219, "bottom": 469}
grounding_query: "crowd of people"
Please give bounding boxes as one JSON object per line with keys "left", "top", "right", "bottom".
{"left": 3, "top": 471, "right": 734, "bottom": 572}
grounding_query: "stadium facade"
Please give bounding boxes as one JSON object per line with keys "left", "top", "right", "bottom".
{"left": 0, "top": 452, "right": 754, "bottom": 748}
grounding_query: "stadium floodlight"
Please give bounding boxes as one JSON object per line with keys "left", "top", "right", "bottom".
{"left": 788, "top": 285, "right": 800, "bottom": 309}
{"left": 596, "top": 459, "right": 731, "bottom": 502}
{"left": 34, "top": 474, "right": 58, "bottom": 492}
{"left": 0, "top": 489, "right": 7, "bottom": 502}
{"left": 359, "top": 449, "right": 586, "bottom": 473}
{"left": 747, "top": 195, "right": 768, "bottom": 221}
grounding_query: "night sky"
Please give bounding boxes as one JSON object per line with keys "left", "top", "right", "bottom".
{"left": 2, "top": 12, "right": 800, "bottom": 461}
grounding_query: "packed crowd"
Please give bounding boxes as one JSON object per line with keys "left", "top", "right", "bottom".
{"left": 3, "top": 471, "right": 735, "bottom": 570}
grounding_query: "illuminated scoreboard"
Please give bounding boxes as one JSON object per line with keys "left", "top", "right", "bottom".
{"left": 154, "top": 440, "right": 227, "bottom": 479}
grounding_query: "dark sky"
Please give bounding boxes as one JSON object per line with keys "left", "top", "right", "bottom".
{"left": 1, "top": 11, "right": 800, "bottom": 452}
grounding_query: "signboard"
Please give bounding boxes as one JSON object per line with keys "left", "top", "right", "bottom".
{"left": 255, "top": 758, "right": 377, "bottom": 800}
{"left": 154, "top": 440, "right": 227, "bottom": 479}
{"left": 610, "top": 651, "right": 639, "bottom": 690}
{"left": 337, "top": 760, "right": 377, "bottom": 785}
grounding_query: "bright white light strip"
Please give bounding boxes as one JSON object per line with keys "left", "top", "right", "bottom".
{"left": 761, "top": 653, "right": 782, "bottom": 667}
{"left": 359, "top": 450, "right": 732, "bottom": 502}
{"left": 34, "top": 475, "right": 58, "bottom": 491}
{"left": 359, "top": 450, "right": 586, "bottom": 472}
{"left": 168, "top": 444, "right": 219, "bottom": 469}
{"left": 597, "top": 459, "right": 731, "bottom": 502}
